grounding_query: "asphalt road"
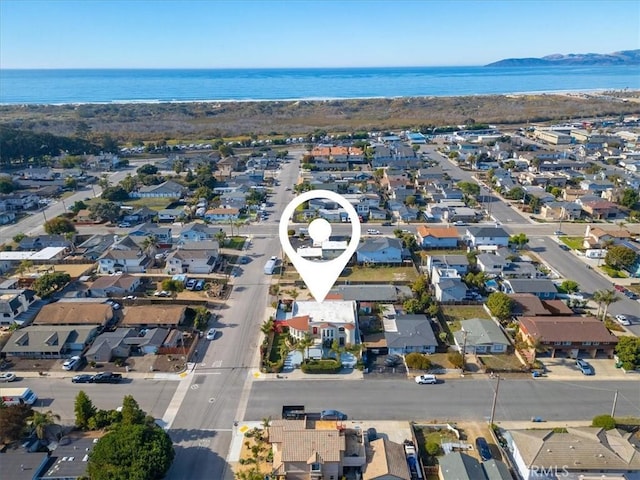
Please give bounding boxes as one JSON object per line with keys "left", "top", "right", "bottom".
{"left": 164, "top": 152, "right": 302, "bottom": 480}
{"left": 245, "top": 378, "right": 640, "bottom": 422}
{"left": 0, "top": 166, "right": 135, "bottom": 244}
{"left": 16, "top": 376, "right": 177, "bottom": 424}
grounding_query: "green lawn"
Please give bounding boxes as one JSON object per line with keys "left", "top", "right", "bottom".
{"left": 600, "top": 265, "right": 628, "bottom": 278}
{"left": 440, "top": 306, "right": 491, "bottom": 334}
{"left": 338, "top": 266, "right": 419, "bottom": 283}
{"left": 123, "top": 197, "right": 173, "bottom": 210}
{"left": 441, "top": 305, "right": 490, "bottom": 323}
{"left": 225, "top": 236, "right": 246, "bottom": 250}
{"left": 560, "top": 237, "right": 584, "bottom": 250}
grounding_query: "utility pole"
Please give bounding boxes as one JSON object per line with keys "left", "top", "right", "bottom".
{"left": 489, "top": 375, "right": 501, "bottom": 426}
{"left": 461, "top": 328, "right": 468, "bottom": 373}
{"left": 611, "top": 390, "right": 618, "bottom": 418}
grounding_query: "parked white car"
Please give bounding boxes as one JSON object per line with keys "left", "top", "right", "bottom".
{"left": 615, "top": 314, "right": 631, "bottom": 326}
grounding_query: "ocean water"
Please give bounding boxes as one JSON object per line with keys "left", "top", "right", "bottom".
{"left": 0, "top": 66, "right": 638, "bottom": 105}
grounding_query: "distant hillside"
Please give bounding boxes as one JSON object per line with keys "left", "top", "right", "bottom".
{"left": 487, "top": 49, "right": 640, "bottom": 67}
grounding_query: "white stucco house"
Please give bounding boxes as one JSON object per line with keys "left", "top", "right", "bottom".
{"left": 285, "top": 300, "right": 358, "bottom": 348}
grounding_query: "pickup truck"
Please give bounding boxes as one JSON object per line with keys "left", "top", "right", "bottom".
{"left": 92, "top": 372, "right": 122, "bottom": 384}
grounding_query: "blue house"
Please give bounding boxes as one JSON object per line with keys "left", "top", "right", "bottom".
{"left": 356, "top": 237, "right": 403, "bottom": 264}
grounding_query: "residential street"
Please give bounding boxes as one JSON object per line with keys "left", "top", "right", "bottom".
{"left": 5, "top": 147, "right": 640, "bottom": 480}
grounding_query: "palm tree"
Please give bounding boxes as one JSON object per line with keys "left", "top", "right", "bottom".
{"left": 28, "top": 410, "right": 61, "bottom": 441}
{"left": 16, "top": 259, "right": 33, "bottom": 276}
{"left": 297, "top": 333, "right": 314, "bottom": 361}
{"left": 260, "top": 318, "right": 275, "bottom": 336}
{"left": 599, "top": 289, "right": 619, "bottom": 321}
{"left": 593, "top": 289, "right": 619, "bottom": 321}
{"left": 141, "top": 236, "right": 158, "bottom": 257}
{"left": 214, "top": 229, "right": 227, "bottom": 247}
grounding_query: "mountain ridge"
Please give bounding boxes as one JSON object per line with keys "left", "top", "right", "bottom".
{"left": 486, "top": 49, "right": 640, "bottom": 67}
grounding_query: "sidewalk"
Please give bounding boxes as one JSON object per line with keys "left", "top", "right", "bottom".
{"left": 251, "top": 367, "right": 364, "bottom": 381}
{"left": 18, "top": 368, "right": 188, "bottom": 381}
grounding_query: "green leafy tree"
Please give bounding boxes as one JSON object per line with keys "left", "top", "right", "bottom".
{"left": 619, "top": 188, "right": 639, "bottom": 209}
{"left": 605, "top": 245, "right": 638, "bottom": 270}
{"left": 87, "top": 409, "right": 122, "bottom": 431}
{"left": 137, "top": 164, "right": 158, "bottom": 175}
{"left": 44, "top": 216, "right": 76, "bottom": 235}
{"left": 89, "top": 201, "right": 121, "bottom": 223}
{"left": 70, "top": 200, "right": 87, "bottom": 214}
{"left": 161, "top": 279, "right": 184, "bottom": 299}
{"left": 193, "top": 306, "right": 211, "bottom": 331}
{"left": 101, "top": 134, "right": 119, "bottom": 154}
{"left": 0, "top": 177, "right": 18, "bottom": 193}
{"left": 13, "top": 233, "right": 26, "bottom": 243}
{"left": 33, "top": 272, "right": 71, "bottom": 298}
{"left": 614, "top": 336, "right": 640, "bottom": 370}
{"left": 560, "top": 280, "right": 579, "bottom": 294}
{"left": 75, "top": 390, "right": 97, "bottom": 430}
{"left": 457, "top": 181, "right": 480, "bottom": 197}
{"left": 486, "top": 292, "right": 514, "bottom": 321}
{"left": 219, "top": 144, "right": 234, "bottom": 157}
{"left": 101, "top": 185, "right": 129, "bottom": 201}
{"left": 505, "top": 186, "right": 525, "bottom": 200}
{"left": 120, "top": 174, "right": 137, "bottom": 193}
{"left": 121, "top": 395, "right": 147, "bottom": 426}
{"left": 27, "top": 409, "right": 61, "bottom": 440}
{"left": 0, "top": 403, "right": 33, "bottom": 444}
{"left": 88, "top": 423, "right": 175, "bottom": 480}
{"left": 64, "top": 176, "right": 78, "bottom": 190}
{"left": 411, "top": 276, "right": 429, "bottom": 296}
{"left": 508, "top": 233, "right": 529, "bottom": 250}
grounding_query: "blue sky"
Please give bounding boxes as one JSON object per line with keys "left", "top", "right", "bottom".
{"left": 1, "top": 0, "right": 638, "bottom": 68}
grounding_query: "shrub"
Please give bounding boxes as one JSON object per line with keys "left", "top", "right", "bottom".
{"left": 405, "top": 352, "right": 432, "bottom": 370}
{"left": 300, "top": 359, "right": 341, "bottom": 374}
{"left": 448, "top": 352, "right": 464, "bottom": 369}
{"left": 592, "top": 414, "right": 616, "bottom": 430}
{"left": 426, "top": 441, "right": 441, "bottom": 456}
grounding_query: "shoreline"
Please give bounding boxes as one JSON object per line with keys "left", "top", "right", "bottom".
{"left": 0, "top": 88, "right": 636, "bottom": 107}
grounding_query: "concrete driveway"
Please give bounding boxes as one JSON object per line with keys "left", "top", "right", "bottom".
{"left": 537, "top": 357, "right": 631, "bottom": 380}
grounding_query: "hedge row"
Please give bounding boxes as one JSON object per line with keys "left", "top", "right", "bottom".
{"left": 300, "top": 359, "right": 342, "bottom": 374}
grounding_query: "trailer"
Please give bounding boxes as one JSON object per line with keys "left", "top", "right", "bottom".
{"left": 0, "top": 387, "right": 38, "bottom": 406}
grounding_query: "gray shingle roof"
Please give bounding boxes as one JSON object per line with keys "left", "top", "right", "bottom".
{"left": 467, "top": 226, "right": 510, "bottom": 238}
{"left": 385, "top": 315, "right": 438, "bottom": 348}
{"left": 438, "top": 452, "right": 486, "bottom": 480}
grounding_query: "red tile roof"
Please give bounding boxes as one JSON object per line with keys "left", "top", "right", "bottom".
{"left": 286, "top": 315, "right": 310, "bottom": 331}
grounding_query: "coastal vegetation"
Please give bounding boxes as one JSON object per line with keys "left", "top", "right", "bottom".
{"left": 1, "top": 92, "right": 639, "bottom": 150}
